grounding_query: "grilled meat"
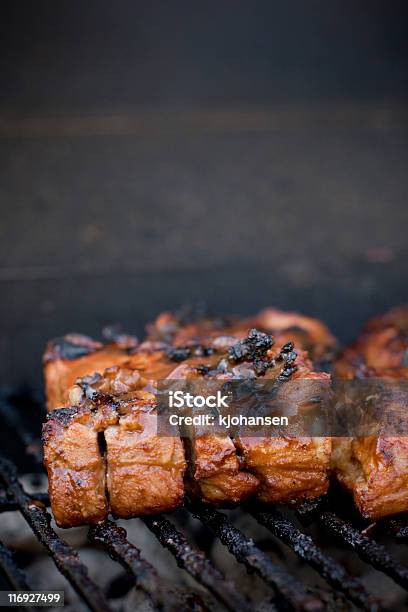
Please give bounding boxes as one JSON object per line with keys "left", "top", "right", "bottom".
{"left": 333, "top": 306, "right": 408, "bottom": 520}
{"left": 44, "top": 334, "right": 176, "bottom": 410}
{"left": 335, "top": 306, "right": 408, "bottom": 378}
{"left": 43, "top": 404, "right": 113, "bottom": 527}
{"left": 45, "top": 307, "right": 336, "bottom": 410}
{"left": 43, "top": 366, "right": 186, "bottom": 527}
{"left": 43, "top": 308, "right": 335, "bottom": 526}
{"left": 165, "top": 329, "right": 331, "bottom": 505}
{"left": 147, "top": 307, "right": 337, "bottom": 365}
{"left": 44, "top": 334, "right": 135, "bottom": 410}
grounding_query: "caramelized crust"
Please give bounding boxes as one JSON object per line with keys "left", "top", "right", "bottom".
{"left": 43, "top": 308, "right": 336, "bottom": 525}
{"left": 43, "top": 367, "right": 186, "bottom": 527}
{"left": 333, "top": 306, "right": 408, "bottom": 519}
{"left": 183, "top": 433, "right": 259, "bottom": 505}
{"left": 236, "top": 436, "right": 331, "bottom": 503}
{"left": 44, "top": 335, "right": 132, "bottom": 410}
{"left": 167, "top": 334, "right": 331, "bottom": 506}
{"left": 332, "top": 436, "right": 408, "bottom": 520}
{"left": 105, "top": 398, "right": 186, "bottom": 517}
{"left": 42, "top": 406, "right": 113, "bottom": 527}
{"left": 148, "top": 307, "right": 337, "bottom": 364}
{"left": 44, "top": 336, "right": 175, "bottom": 410}
{"left": 235, "top": 349, "right": 331, "bottom": 503}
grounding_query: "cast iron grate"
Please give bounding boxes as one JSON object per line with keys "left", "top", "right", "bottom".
{"left": 0, "top": 391, "right": 407, "bottom": 612}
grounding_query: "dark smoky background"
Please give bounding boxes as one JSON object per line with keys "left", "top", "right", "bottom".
{"left": 0, "top": 1, "right": 407, "bottom": 388}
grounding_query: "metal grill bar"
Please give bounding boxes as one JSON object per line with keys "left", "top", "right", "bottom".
{"left": 0, "top": 457, "right": 112, "bottom": 612}
{"left": 319, "top": 512, "right": 408, "bottom": 590}
{"left": 143, "top": 514, "right": 251, "bottom": 612}
{"left": 88, "top": 519, "right": 182, "bottom": 612}
{"left": 250, "top": 507, "right": 380, "bottom": 611}
{"left": 189, "top": 503, "right": 324, "bottom": 611}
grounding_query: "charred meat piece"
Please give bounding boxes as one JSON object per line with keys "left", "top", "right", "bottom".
{"left": 43, "top": 311, "right": 335, "bottom": 522}
{"left": 42, "top": 404, "right": 115, "bottom": 527}
{"left": 45, "top": 307, "right": 336, "bottom": 409}
{"left": 333, "top": 306, "right": 408, "bottom": 519}
{"left": 233, "top": 337, "right": 331, "bottom": 504}
{"left": 147, "top": 306, "right": 337, "bottom": 365}
{"left": 44, "top": 333, "right": 176, "bottom": 411}
{"left": 336, "top": 306, "right": 408, "bottom": 378}
{"left": 44, "top": 333, "right": 136, "bottom": 410}
{"left": 43, "top": 366, "right": 186, "bottom": 527}
{"left": 167, "top": 329, "right": 331, "bottom": 506}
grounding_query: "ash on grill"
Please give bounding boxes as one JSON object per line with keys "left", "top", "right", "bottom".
{"left": 0, "top": 391, "right": 407, "bottom": 612}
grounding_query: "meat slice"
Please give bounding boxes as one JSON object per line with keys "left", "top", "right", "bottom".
{"left": 185, "top": 434, "right": 259, "bottom": 505}
{"left": 230, "top": 335, "right": 331, "bottom": 504}
{"left": 42, "top": 404, "right": 115, "bottom": 527}
{"left": 332, "top": 306, "right": 408, "bottom": 519}
{"left": 43, "top": 366, "right": 186, "bottom": 527}
{"left": 160, "top": 354, "right": 261, "bottom": 506}
{"left": 166, "top": 329, "right": 331, "bottom": 506}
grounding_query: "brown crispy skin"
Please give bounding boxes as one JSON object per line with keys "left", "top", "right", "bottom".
{"left": 42, "top": 407, "right": 110, "bottom": 527}
{"left": 44, "top": 337, "right": 175, "bottom": 410}
{"left": 105, "top": 401, "right": 186, "bottom": 517}
{"left": 185, "top": 433, "right": 259, "bottom": 505}
{"left": 166, "top": 362, "right": 260, "bottom": 505}
{"left": 332, "top": 436, "right": 408, "bottom": 520}
{"left": 235, "top": 352, "right": 331, "bottom": 503}
{"left": 148, "top": 307, "right": 337, "bottom": 363}
{"left": 43, "top": 308, "right": 336, "bottom": 525}
{"left": 167, "top": 344, "right": 331, "bottom": 506}
{"left": 44, "top": 340, "right": 131, "bottom": 410}
{"left": 43, "top": 367, "right": 187, "bottom": 527}
{"left": 333, "top": 306, "right": 408, "bottom": 519}
{"left": 236, "top": 436, "right": 331, "bottom": 503}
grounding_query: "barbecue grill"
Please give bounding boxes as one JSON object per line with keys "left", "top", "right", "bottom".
{"left": 0, "top": 390, "right": 407, "bottom": 612}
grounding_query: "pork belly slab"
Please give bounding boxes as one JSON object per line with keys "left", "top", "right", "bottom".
{"left": 44, "top": 306, "right": 336, "bottom": 410}
{"left": 332, "top": 306, "right": 408, "bottom": 520}
{"left": 43, "top": 309, "right": 334, "bottom": 526}
{"left": 43, "top": 367, "right": 186, "bottom": 527}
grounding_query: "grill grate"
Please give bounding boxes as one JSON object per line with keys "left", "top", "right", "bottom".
{"left": 250, "top": 507, "right": 376, "bottom": 610}
{"left": 142, "top": 514, "right": 251, "bottom": 612}
{"left": 0, "top": 391, "right": 407, "bottom": 611}
{"left": 0, "top": 458, "right": 112, "bottom": 612}
{"left": 88, "top": 519, "right": 204, "bottom": 612}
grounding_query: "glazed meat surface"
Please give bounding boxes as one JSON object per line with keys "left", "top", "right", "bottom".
{"left": 333, "top": 306, "right": 408, "bottom": 520}
{"left": 43, "top": 405, "right": 111, "bottom": 527}
{"left": 147, "top": 306, "right": 337, "bottom": 365}
{"left": 44, "top": 333, "right": 177, "bottom": 410}
{"left": 43, "top": 367, "right": 186, "bottom": 527}
{"left": 166, "top": 328, "right": 331, "bottom": 505}
{"left": 43, "top": 308, "right": 334, "bottom": 526}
